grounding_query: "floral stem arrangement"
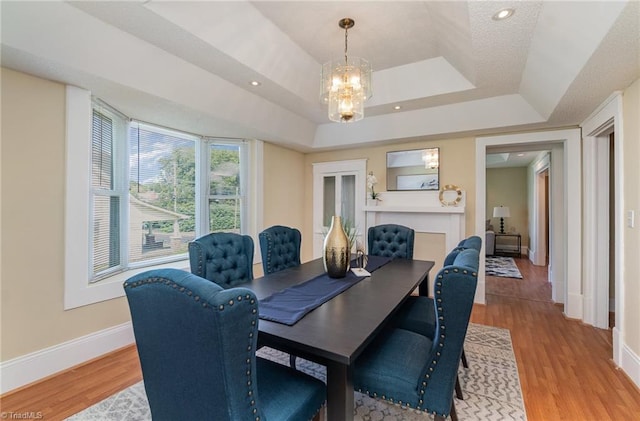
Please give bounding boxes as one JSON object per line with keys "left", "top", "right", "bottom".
{"left": 367, "top": 171, "right": 381, "bottom": 200}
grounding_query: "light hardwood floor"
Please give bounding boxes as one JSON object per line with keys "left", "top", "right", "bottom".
{"left": 2, "top": 258, "right": 639, "bottom": 420}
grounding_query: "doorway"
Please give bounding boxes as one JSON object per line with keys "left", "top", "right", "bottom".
{"left": 609, "top": 133, "right": 615, "bottom": 329}
{"left": 530, "top": 156, "right": 551, "bottom": 271}
{"left": 580, "top": 92, "right": 623, "bottom": 365}
{"left": 475, "top": 129, "right": 582, "bottom": 319}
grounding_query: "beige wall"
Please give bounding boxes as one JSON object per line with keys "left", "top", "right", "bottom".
{"left": 253, "top": 142, "right": 307, "bottom": 277}
{"left": 486, "top": 167, "right": 529, "bottom": 248}
{"left": 302, "top": 137, "right": 476, "bottom": 271}
{"left": 262, "top": 142, "right": 306, "bottom": 230}
{"left": 622, "top": 78, "right": 640, "bottom": 355}
{"left": 1, "top": 69, "right": 132, "bottom": 361}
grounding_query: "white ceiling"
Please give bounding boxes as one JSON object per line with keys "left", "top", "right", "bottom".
{"left": 486, "top": 151, "right": 542, "bottom": 168}
{"left": 2, "top": 1, "right": 638, "bottom": 152}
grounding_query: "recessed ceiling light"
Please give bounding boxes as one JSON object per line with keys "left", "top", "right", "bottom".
{"left": 492, "top": 8, "right": 514, "bottom": 21}
{"left": 517, "top": 153, "right": 525, "bottom": 157}
{"left": 249, "top": 80, "right": 261, "bottom": 87}
{"left": 394, "top": 105, "right": 401, "bottom": 110}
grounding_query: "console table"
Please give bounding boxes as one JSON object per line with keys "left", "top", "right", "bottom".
{"left": 495, "top": 233, "right": 521, "bottom": 257}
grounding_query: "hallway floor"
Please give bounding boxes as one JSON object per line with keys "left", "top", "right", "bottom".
{"left": 471, "top": 257, "right": 639, "bottom": 421}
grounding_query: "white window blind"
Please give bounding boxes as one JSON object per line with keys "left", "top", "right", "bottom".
{"left": 91, "top": 109, "right": 122, "bottom": 278}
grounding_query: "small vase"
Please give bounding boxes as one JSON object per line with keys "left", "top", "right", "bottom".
{"left": 367, "top": 198, "right": 378, "bottom": 206}
{"left": 323, "top": 216, "right": 350, "bottom": 278}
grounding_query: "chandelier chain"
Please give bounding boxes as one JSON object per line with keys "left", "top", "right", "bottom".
{"left": 344, "top": 26, "right": 349, "bottom": 66}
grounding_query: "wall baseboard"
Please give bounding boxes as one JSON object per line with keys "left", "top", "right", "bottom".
{"left": 0, "top": 322, "right": 134, "bottom": 395}
{"left": 2, "top": 316, "right": 638, "bottom": 396}
{"left": 621, "top": 342, "right": 640, "bottom": 389}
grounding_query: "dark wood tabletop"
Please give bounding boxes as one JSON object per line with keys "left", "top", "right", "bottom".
{"left": 244, "top": 257, "right": 435, "bottom": 421}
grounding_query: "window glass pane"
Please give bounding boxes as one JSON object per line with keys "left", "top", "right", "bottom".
{"left": 341, "top": 174, "right": 356, "bottom": 225}
{"left": 209, "top": 144, "right": 242, "bottom": 232}
{"left": 92, "top": 195, "right": 120, "bottom": 276}
{"left": 128, "top": 123, "right": 196, "bottom": 264}
{"left": 323, "top": 176, "right": 336, "bottom": 227}
{"left": 209, "top": 199, "right": 241, "bottom": 232}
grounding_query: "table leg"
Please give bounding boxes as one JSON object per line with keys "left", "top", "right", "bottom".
{"left": 326, "top": 361, "right": 354, "bottom": 421}
{"left": 419, "top": 273, "right": 430, "bottom": 297}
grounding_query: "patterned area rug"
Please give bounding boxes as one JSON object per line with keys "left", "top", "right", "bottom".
{"left": 486, "top": 256, "right": 523, "bottom": 279}
{"left": 67, "top": 324, "right": 526, "bottom": 421}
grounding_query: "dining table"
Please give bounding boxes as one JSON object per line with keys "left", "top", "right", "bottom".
{"left": 243, "top": 257, "right": 435, "bottom": 421}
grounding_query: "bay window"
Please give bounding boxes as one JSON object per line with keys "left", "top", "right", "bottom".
{"left": 65, "top": 86, "right": 255, "bottom": 309}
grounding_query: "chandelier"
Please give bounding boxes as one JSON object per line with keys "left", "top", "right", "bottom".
{"left": 320, "top": 18, "right": 372, "bottom": 123}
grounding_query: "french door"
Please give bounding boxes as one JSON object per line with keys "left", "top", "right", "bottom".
{"left": 312, "top": 159, "right": 367, "bottom": 258}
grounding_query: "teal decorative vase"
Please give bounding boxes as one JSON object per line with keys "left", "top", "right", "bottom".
{"left": 323, "top": 216, "right": 349, "bottom": 278}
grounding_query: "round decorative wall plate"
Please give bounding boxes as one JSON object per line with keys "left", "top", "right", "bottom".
{"left": 439, "top": 184, "right": 462, "bottom": 206}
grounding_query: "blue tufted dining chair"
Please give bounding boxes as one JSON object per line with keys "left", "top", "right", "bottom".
{"left": 188, "top": 232, "right": 254, "bottom": 288}
{"left": 395, "top": 246, "right": 479, "bottom": 338}
{"left": 353, "top": 249, "right": 479, "bottom": 421}
{"left": 124, "top": 269, "right": 326, "bottom": 421}
{"left": 438, "top": 235, "right": 482, "bottom": 370}
{"left": 443, "top": 235, "right": 482, "bottom": 266}
{"left": 259, "top": 225, "right": 302, "bottom": 275}
{"left": 393, "top": 247, "right": 480, "bottom": 400}
{"left": 258, "top": 225, "right": 302, "bottom": 369}
{"left": 367, "top": 224, "right": 415, "bottom": 260}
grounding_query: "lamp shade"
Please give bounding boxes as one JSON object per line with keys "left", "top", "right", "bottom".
{"left": 493, "top": 206, "right": 511, "bottom": 218}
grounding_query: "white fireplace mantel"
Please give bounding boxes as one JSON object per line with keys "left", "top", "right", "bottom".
{"left": 364, "top": 191, "right": 466, "bottom": 253}
{"left": 364, "top": 205, "right": 464, "bottom": 214}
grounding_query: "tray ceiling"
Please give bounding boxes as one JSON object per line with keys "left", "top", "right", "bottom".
{"left": 2, "top": 1, "right": 638, "bottom": 150}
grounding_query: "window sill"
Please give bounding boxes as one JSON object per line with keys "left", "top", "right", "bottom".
{"left": 64, "top": 258, "right": 190, "bottom": 310}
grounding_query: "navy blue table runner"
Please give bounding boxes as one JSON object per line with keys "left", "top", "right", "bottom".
{"left": 258, "top": 255, "right": 391, "bottom": 325}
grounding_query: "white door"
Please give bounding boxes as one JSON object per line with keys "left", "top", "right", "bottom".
{"left": 312, "top": 159, "right": 367, "bottom": 258}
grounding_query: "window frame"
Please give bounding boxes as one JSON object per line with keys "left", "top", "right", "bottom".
{"left": 64, "top": 86, "right": 261, "bottom": 310}
{"left": 200, "top": 139, "right": 250, "bottom": 235}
